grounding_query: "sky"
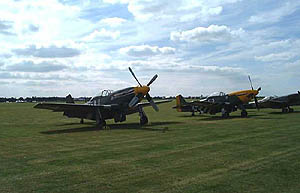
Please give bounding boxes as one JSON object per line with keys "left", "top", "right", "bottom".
{"left": 1, "top": 0, "right": 300, "bottom": 97}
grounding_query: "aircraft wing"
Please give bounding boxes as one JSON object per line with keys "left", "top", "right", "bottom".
{"left": 246, "top": 98, "right": 288, "bottom": 109}
{"left": 267, "top": 100, "right": 288, "bottom": 108}
{"left": 188, "top": 101, "right": 231, "bottom": 113}
{"left": 137, "top": 99, "right": 172, "bottom": 108}
{"left": 34, "top": 102, "right": 119, "bottom": 112}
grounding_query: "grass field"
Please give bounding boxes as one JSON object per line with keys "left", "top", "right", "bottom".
{"left": 1, "top": 101, "right": 300, "bottom": 193}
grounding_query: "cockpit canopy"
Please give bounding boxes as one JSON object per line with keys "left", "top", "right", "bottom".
{"left": 93, "top": 90, "right": 113, "bottom": 98}
{"left": 260, "top": 96, "right": 277, "bottom": 102}
{"left": 208, "top": 92, "right": 226, "bottom": 97}
{"left": 88, "top": 90, "right": 113, "bottom": 104}
{"left": 100, "top": 90, "right": 113, "bottom": 97}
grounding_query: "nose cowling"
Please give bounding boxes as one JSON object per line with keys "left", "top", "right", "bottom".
{"left": 134, "top": 86, "right": 150, "bottom": 96}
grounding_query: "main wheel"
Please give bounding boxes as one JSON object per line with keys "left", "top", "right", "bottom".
{"left": 96, "top": 120, "right": 106, "bottom": 129}
{"left": 288, "top": 108, "right": 294, "bottom": 113}
{"left": 140, "top": 116, "right": 148, "bottom": 125}
{"left": 241, "top": 110, "right": 248, "bottom": 117}
{"left": 222, "top": 112, "right": 229, "bottom": 118}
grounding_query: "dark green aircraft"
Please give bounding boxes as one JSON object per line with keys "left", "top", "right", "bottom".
{"left": 246, "top": 91, "right": 300, "bottom": 113}
{"left": 174, "top": 76, "right": 261, "bottom": 118}
{"left": 34, "top": 68, "right": 171, "bottom": 128}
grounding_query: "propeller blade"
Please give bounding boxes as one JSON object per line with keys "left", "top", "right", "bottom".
{"left": 128, "top": 96, "right": 140, "bottom": 107}
{"left": 248, "top": 75, "right": 254, "bottom": 90}
{"left": 257, "top": 87, "right": 261, "bottom": 92}
{"left": 128, "top": 67, "right": 142, "bottom": 87}
{"left": 147, "top": 74, "right": 158, "bottom": 86}
{"left": 254, "top": 96, "right": 260, "bottom": 111}
{"left": 146, "top": 93, "right": 159, "bottom": 112}
{"left": 298, "top": 91, "right": 300, "bottom": 95}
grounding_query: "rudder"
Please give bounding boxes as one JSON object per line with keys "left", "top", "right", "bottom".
{"left": 66, "top": 94, "right": 74, "bottom": 104}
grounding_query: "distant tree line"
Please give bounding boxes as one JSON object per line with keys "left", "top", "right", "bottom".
{"left": 0, "top": 97, "right": 92, "bottom": 103}
{"left": 0, "top": 95, "right": 208, "bottom": 103}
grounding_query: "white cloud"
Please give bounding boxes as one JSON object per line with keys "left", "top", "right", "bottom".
{"left": 102, "top": 0, "right": 130, "bottom": 4}
{"left": 103, "top": 0, "right": 242, "bottom": 22}
{"left": 83, "top": 29, "right": 120, "bottom": 41}
{"left": 249, "top": 2, "right": 300, "bottom": 24}
{"left": 0, "top": 20, "right": 15, "bottom": 36}
{"left": 99, "top": 17, "right": 127, "bottom": 27}
{"left": 119, "top": 45, "right": 175, "bottom": 57}
{"left": 255, "top": 52, "right": 298, "bottom": 62}
{"left": 5, "top": 60, "right": 67, "bottom": 72}
{"left": 12, "top": 44, "right": 81, "bottom": 58}
{"left": 170, "top": 25, "right": 245, "bottom": 43}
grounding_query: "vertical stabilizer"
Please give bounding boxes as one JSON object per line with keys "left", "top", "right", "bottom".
{"left": 175, "top": 95, "right": 188, "bottom": 112}
{"left": 66, "top": 94, "right": 74, "bottom": 104}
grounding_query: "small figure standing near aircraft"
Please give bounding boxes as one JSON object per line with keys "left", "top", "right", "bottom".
{"left": 34, "top": 68, "right": 171, "bottom": 129}
{"left": 174, "top": 76, "right": 261, "bottom": 118}
{"left": 246, "top": 91, "right": 300, "bottom": 113}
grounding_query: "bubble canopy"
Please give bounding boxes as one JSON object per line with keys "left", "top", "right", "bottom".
{"left": 208, "top": 92, "right": 226, "bottom": 97}
{"left": 94, "top": 90, "right": 113, "bottom": 97}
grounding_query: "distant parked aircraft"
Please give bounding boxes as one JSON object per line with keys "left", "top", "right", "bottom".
{"left": 246, "top": 91, "right": 300, "bottom": 113}
{"left": 174, "top": 76, "right": 261, "bottom": 118}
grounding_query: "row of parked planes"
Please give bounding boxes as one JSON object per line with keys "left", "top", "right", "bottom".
{"left": 34, "top": 68, "right": 300, "bottom": 129}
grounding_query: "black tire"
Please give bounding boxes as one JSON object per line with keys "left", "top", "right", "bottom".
{"left": 222, "top": 112, "right": 229, "bottom": 118}
{"left": 80, "top": 119, "right": 84, "bottom": 124}
{"left": 96, "top": 120, "right": 106, "bottom": 129}
{"left": 282, "top": 108, "right": 288, "bottom": 113}
{"left": 241, "top": 110, "right": 248, "bottom": 117}
{"left": 140, "top": 116, "right": 148, "bottom": 125}
{"left": 289, "top": 108, "right": 294, "bottom": 113}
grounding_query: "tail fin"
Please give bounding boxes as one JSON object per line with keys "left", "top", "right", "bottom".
{"left": 66, "top": 94, "right": 74, "bottom": 104}
{"left": 174, "top": 95, "right": 188, "bottom": 112}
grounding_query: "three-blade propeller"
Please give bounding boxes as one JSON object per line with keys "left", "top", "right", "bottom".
{"left": 248, "top": 75, "right": 261, "bottom": 110}
{"left": 128, "top": 67, "right": 159, "bottom": 111}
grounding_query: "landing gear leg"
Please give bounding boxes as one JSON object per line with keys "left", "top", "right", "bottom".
{"left": 138, "top": 107, "right": 148, "bottom": 126}
{"left": 80, "top": 118, "right": 84, "bottom": 124}
{"left": 191, "top": 106, "right": 195, "bottom": 116}
{"left": 240, "top": 105, "right": 248, "bottom": 118}
{"left": 95, "top": 108, "right": 105, "bottom": 129}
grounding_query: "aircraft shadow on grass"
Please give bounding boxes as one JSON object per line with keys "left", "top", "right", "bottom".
{"left": 40, "top": 121, "right": 182, "bottom": 135}
{"left": 268, "top": 111, "right": 300, "bottom": 115}
{"left": 196, "top": 114, "right": 267, "bottom": 121}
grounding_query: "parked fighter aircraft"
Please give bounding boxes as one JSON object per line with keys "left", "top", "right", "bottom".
{"left": 174, "top": 76, "right": 261, "bottom": 118}
{"left": 34, "top": 68, "right": 171, "bottom": 128}
{"left": 246, "top": 91, "right": 300, "bottom": 113}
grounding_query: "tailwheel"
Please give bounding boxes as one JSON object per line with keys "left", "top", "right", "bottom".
{"left": 140, "top": 115, "right": 148, "bottom": 126}
{"left": 288, "top": 107, "right": 294, "bottom": 113}
{"left": 282, "top": 108, "right": 289, "bottom": 113}
{"left": 241, "top": 110, "right": 248, "bottom": 117}
{"left": 221, "top": 112, "right": 229, "bottom": 118}
{"left": 221, "top": 108, "right": 229, "bottom": 118}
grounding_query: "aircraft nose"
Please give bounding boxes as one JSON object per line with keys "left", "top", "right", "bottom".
{"left": 255, "top": 88, "right": 261, "bottom": 96}
{"left": 134, "top": 86, "right": 150, "bottom": 96}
